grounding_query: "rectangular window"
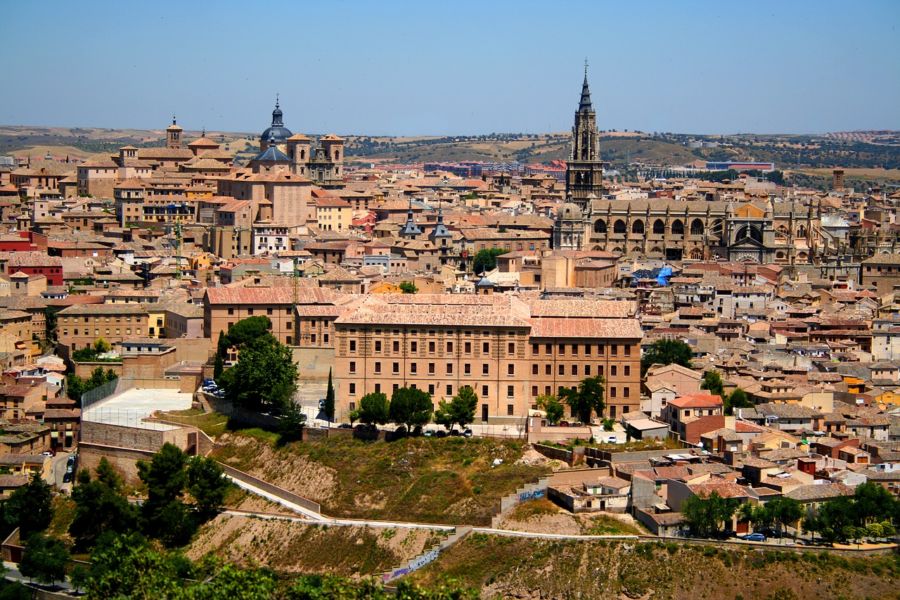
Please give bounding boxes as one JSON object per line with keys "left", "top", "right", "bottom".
{"left": 428, "top": 363, "right": 435, "bottom": 375}
{"left": 531, "top": 385, "right": 538, "bottom": 396}
{"left": 558, "top": 364, "right": 564, "bottom": 375}
{"left": 324, "top": 334, "right": 329, "bottom": 344}
{"left": 375, "top": 340, "right": 382, "bottom": 352}
{"left": 611, "top": 365, "right": 617, "bottom": 377}
{"left": 349, "top": 361, "right": 356, "bottom": 374}
{"left": 624, "top": 365, "right": 631, "bottom": 377}
{"left": 349, "top": 383, "right": 356, "bottom": 395}
{"left": 610, "top": 386, "right": 617, "bottom": 398}
{"left": 508, "top": 342, "right": 515, "bottom": 354}
{"left": 482, "top": 364, "right": 489, "bottom": 375}
{"left": 532, "top": 344, "right": 539, "bottom": 355}
{"left": 507, "top": 385, "right": 514, "bottom": 397}
{"left": 482, "top": 342, "right": 489, "bottom": 354}
{"left": 465, "top": 342, "right": 471, "bottom": 353}
{"left": 482, "top": 385, "right": 488, "bottom": 396}
{"left": 559, "top": 344, "right": 565, "bottom": 355}
{"left": 571, "top": 344, "right": 578, "bottom": 355}
{"left": 507, "top": 404, "right": 514, "bottom": 416}
{"left": 446, "top": 363, "right": 453, "bottom": 374}
{"left": 585, "top": 345, "right": 592, "bottom": 356}
{"left": 429, "top": 341, "right": 435, "bottom": 353}
{"left": 624, "top": 344, "right": 631, "bottom": 356}
{"left": 447, "top": 341, "right": 454, "bottom": 352}
{"left": 428, "top": 384, "right": 435, "bottom": 395}
{"left": 532, "top": 364, "right": 538, "bottom": 375}
{"left": 585, "top": 365, "right": 591, "bottom": 376}
{"left": 572, "top": 365, "right": 578, "bottom": 376}
{"left": 545, "top": 364, "right": 551, "bottom": 375}
{"left": 393, "top": 340, "right": 400, "bottom": 352}
{"left": 349, "top": 340, "right": 356, "bottom": 352}
{"left": 374, "top": 362, "right": 381, "bottom": 374}
{"left": 611, "top": 344, "right": 618, "bottom": 356}
{"left": 545, "top": 343, "right": 552, "bottom": 354}
{"left": 410, "top": 363, "right": 417, "bottom": 374}
{"left": 507, "top": 364, "right": 515, "bottom": 376}
{"left": 464, "top": 363, "right": 471, "bottom": 375}
{"left": 623, "top": 387, "right": 630, "bottom": 398}
{"left": 446, "top": 384, "right": 453, "bottom": 395}
{"left": 392, "top": 362, "right": 399, "bottom": 374}
{"left": 411, "top": 341, "right": 418, "bottom": 353}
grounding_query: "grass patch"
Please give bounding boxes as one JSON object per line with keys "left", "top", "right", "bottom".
{"left": 212, "top": 434, "right": 550, "bottom": 525}
{"left": 48, "top": 496, "right": 76, "bottom": 539}
{"left": 157, "top": 409, "right": 230, "bottom": 437}
{"left": 509, "top": 498, "right": 558, "bottom": 522}
{"left": 582, "top": 514, "right": 644, "bottom": 535}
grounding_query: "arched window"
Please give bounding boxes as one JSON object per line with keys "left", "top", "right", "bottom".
{"left": 593, "top": 220, "right": 607, "bottom": 234}
{"left": 334, "top": 150, "right": 341, "bottom": 161}
{"left": 736, "top": 225, "right": 763, "bottom": 243}
{"left": 653, "top": 219, "right": 665, "bottom": 235}
{"left": 797, "top": 225, "right": 806, "bottom": 237}
{"left": 690, "top": 248, "right": 703, "bottom": 259}
{"left": 671, "top": 219, "right": 684, "bottom": 235}
{"left": 613, "top": 219, "right": 626, "bottom": 234}
{"left": 632, "top": 220, "right": 645, "bottom": 234}
{"left": 690, "top": 218, "right": 704, "bottom": 236}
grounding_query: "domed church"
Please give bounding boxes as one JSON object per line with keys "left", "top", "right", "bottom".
{"left": 255, "top": 97, "right": 345, "bottom": 187}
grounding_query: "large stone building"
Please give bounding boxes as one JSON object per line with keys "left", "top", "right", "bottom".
{"left": 552, "top": 69, "right": 824, "bottom": 264}
{"left": 332, "top": 294, "right": 642, "bottom": 424}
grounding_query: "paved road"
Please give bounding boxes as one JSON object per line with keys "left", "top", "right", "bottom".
{"left": 49, "top": 451, "right": 74, "bottom": 492}
{"left": 3, "top": 560, "right": 74, "bottom": 594}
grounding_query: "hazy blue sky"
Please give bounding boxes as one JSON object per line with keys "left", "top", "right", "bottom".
{"left": 1, "top": 0, "right": 898, "bottom": 135}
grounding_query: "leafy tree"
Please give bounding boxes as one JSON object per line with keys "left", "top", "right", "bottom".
{"left": 3, "top": 473, "right": 52, "bottom": 538}
{"left": 138, "top": 443, "right": 193, "bottom": 547}
{"left": 682, "top": 491, "right": 738, "bottom": 538}
{"left": 559, "top": 376, "right": 605, "bottom": 424}
{"left": 94, "top": 337, "right": 112, "bottom": 354}
{"left": 398, "top": 281, "right": 418, "bottom": 294}
{"left": 19, "top": 534, "right": 69, "bottom": 585}
{"left": 358, "top": 392, "right": 390, "bottom": 426}
{"left": 86, "top": 533, "right": 184, "bottom": 599}
{"left": 187, "top": 457, "right": 228, "bottom": 520}
{"left": 852, "top": 481, "right": 898, "bottom": 525}
{"left": 641, "top": 339, "right": 693, "bottom": 375}
{"left": 701, "top": 370, "right": 724, "bottom": 398}
{"left": 725, "top": 388, "right": 752, "bottom": 416}
{"left": 536, "top": 394, "right": 564, "bottom": 425}
{"left": 434, "top": 386, "right": 477, "bottom": 431}
{"left": 389, "top": 387, "right": 433, "bottom": 433}
{"left": 278, "top": 402, "right": 308, "bottom": 443}
{"left": 757, "top": 496, "right": 804, "bottom": 538}
{"left": 213, "top": 352, "right": 224, "bottom": 381}
{"left": 323, "top": 368, "right": 335, "bottom": 422}
{"left": 219, "top": 333, "right": 297, "bottom": 415}
{"left": 219, "top": 316, "right": 272, "bottom": 350}
{"left": 70, "top": 458, "right": 139, "bottom": 551}
{"left": 472, "top": 247, "right": 507, "bottom": 274}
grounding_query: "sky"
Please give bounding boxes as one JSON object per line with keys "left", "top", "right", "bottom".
{"left": 1, "top": 0, "right": 898, "bottom": 136}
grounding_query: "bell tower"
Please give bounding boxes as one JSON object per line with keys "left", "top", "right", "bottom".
{"left": 566, "top": 61, "right": 604, "bottom": 212}
{"left": 166, "top": 115, "right": 183, "bottom": 149}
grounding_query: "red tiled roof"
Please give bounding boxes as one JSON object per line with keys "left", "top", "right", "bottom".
{"left": 668, "top": 394, "right": 723, "bottom": 408}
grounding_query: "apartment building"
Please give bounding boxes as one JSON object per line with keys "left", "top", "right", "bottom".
{"left": 333, "top": 294, "right": 642, "bottom": 423}
{"left": 56, "top": 304, "right": 150, "bottom": 353}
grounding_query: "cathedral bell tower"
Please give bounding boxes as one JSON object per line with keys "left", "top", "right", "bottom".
{"left": 565, "top": 61, "right": 604, "bottom": 212}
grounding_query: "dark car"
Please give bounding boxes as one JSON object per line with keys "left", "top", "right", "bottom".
{"left": 740, "top": 533, "right": 766, "bottom": 542}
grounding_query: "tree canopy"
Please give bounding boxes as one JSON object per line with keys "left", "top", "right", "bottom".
{"left": 536, "top": 394, "right": 564, "bottom": 425}
{"left": 70, "top": 458, "right": 139, "bottom": 551}
{"left": 19, "top": 534, "right": 69, "bottom": 585}
{"left": 559, "top": 376, "right": 605, "bottom": 424}
{"left": 472, "top": 247, "right": 507, "bottom": 274}
{"left": 2, "top": 473, "right": 53, "bottom": 539}
{"left": 398, "top": 281, "right": 418, "bottom": 294}
{"left": 803, "top": 482, "right": 899, "bottom": 543}
{"left": 701, "top": 370, "right": 724, "bottom": 397}
{"left": 725, "top": 388, "right": 752, "bottom": 416}
{"left": 682, "top": 491, "right": 739, "bottom": 538}
{"left": 358, "top": 392, "right": 390, "bottom": 426}
{"left": 323, "top": 368, "right": 335, "bottom": 422}
{"left": 219, "top": 332, "right": 298, "bottom": 415}
{"left": 389, "top": 387, "right": 433, "bottom": 432}
{"left": 641, "top": 339, "right": 693, "bottom": 375}
{"left": 434, "top": 386, "right": 477, "bottom": 431}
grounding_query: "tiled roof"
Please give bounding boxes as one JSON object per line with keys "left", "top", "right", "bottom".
{"left": 205, "top": 286, "right": 335, "bottom": 306}
{"left": 668, "top": 394, "right": 723, "bottom": 408}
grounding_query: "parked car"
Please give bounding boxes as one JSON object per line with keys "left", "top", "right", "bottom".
{"left": 423, "top": 430, "right": 434, "bottom": 437}
{"left": 214, "top": 389, "right": 226, "bottom": 399}
{"left": 41, "top": 450, "right": 55, "bottom": 457}
{"left": 605, "top": 435, "right": 617, "bottom": 443}
{"left": 740, "top": 533, "right": 766, "bottom": 542}
{"left": 435, "top": 430, "right": 448, "bottom": 438}
{"left": 462, "top": 428, "right": 473, "bottom": 438}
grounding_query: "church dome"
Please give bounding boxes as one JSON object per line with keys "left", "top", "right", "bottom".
{"left": 558, "top": 202, "right": 583, "bottom": 221}
{"left": 260, "top": 99, "right": 292, "bottom": 144}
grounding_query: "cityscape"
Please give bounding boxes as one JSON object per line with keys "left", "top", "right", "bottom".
{"left": 0, "top": 1, "right": 898, "bottom": 598}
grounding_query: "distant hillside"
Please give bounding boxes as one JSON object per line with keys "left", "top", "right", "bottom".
{"left": 2, "top": 125, "right": 898, "bottom": 170}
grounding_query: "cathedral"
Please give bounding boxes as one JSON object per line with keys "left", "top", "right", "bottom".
{"left": 552, "top": 69, "right": 826, "bottom": 265}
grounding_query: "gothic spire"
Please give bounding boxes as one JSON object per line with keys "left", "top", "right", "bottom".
{"left": 579, "top": 59, "right": 593, "bottom": 112}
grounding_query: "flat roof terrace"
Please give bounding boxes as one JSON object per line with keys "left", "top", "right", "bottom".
{"left": 82, "top": 388, "right": 193, "bottom": 431}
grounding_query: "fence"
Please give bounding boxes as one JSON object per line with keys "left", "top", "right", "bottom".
{"left": 80, "top": 375, "right": 121, "bottom": 410}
